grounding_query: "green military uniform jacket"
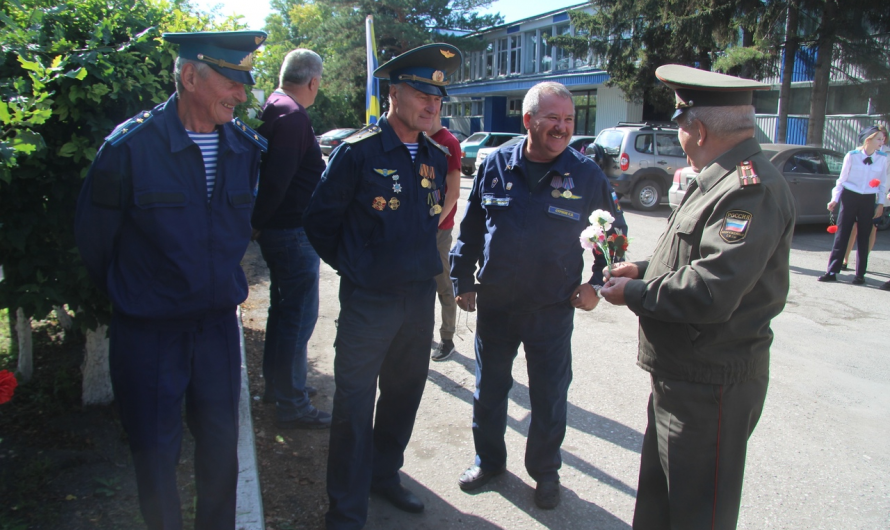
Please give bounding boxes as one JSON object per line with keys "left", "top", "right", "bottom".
{"left": 624, "top": 137, "right": 796, "bottom": 385}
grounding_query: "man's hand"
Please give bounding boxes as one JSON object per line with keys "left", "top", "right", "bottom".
{"left": 456, "top": 292, "right": 476, "bottom": 312}
{"left": 251, "top": 229, "right": 262, "bottom": 241}
{"left": 601, "top": 277, "right": 632, "bottom": 306}
{"left": 571, "top": 283, "right": 600, "bottom": 311}
{"left": 604, "top": 261, "right": 640, "bottom": 281}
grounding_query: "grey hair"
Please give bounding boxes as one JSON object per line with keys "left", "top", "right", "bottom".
{"left": 677, "top": 105, "right": 755, "bottom": 135}
{"left": 174, "top": 57, "right": 211, "bottom": 93}
{"left": 279, "top": 49, "right": 323, "bottom": 86}
{"left": 522, "top": 81, "right": 573, "bottom": 116}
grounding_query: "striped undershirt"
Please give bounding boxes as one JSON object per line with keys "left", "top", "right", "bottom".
{"left": 188, "top": 130, "right": 219, "bottom": 200}
{"left": 404, "top": 142, "right": 418, "bottom": 161}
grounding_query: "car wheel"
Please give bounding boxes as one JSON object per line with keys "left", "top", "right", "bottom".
{"left": 461, "top": 165, "right": 474, "bottom": 176}
{"left": 631, "top": 180, "right": 661, "bottom": 211}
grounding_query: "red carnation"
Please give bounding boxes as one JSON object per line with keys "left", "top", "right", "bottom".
{"left": 0, "top": 370, "right": 17, "bottom": 405}
{"left": 869, "top": 178, "right": 881, "bottom": 188}
{"left": 827, "top": 225, "right": 838, "bottom": 234}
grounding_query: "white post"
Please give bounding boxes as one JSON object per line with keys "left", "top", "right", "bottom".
{"left": 82, "top": 325, "right": 114, "bottom": 405}
{"left": 14, "top": 308, "right": 32, "bottom": 383}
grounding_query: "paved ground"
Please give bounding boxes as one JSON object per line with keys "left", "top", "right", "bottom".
{"left": 250, "top": 178, "right": 890, "bottom": 529}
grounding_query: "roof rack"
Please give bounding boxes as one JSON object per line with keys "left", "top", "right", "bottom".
{"left": 615, "top": 121, "right": 678, "bottom": 130}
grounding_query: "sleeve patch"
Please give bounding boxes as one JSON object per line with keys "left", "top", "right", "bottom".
{"left": 719, "top": 210, "right": 752, "bottom": 243}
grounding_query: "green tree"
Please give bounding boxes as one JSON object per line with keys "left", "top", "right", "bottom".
{"left": 257, "top": 0, "right": 502, "bottom": 131}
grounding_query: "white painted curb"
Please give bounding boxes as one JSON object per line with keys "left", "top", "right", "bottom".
{"left": 236, "top": 307, "right": 264, "bottom": 530}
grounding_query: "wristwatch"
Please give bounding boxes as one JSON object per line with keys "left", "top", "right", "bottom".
{"left": 592, "top": 284, "right": 603, "bottom": 298}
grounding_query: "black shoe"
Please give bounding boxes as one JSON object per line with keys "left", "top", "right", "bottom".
{"left": 817, "top": 273, "right": 837, "bottom": 282}
{"left": 458, "top": 464, "right": 506, "bottom": 491}
{"left": 371, "top": 483, "right": 424, "bottom": 513}
{"left": 431, "top": 339, "right": 455, "bottom": 362}
{"left": 852, "top": 276, "right": 865, "bottom": 285}
{"left": 534, "top": 480, "right": 560, "bottom": 509}
{"left": 880, "top": 281, "right": 890, "bottom": 291}
{"left": 263, "top": 385, "right": 318, "bottom": 404}
{"left": 275, "top": 407, "right": 331, "bottom": 430}
{"left": 841, "top": 263, "right": 849, "bottom": 271}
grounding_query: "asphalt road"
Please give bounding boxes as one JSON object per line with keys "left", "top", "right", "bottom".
{"left": 299, "top": 178, "right": 890, "bottom": 529}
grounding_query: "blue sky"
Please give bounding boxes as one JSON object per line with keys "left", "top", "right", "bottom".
{"left": 193, "top": 0, "right": 587, "bottom": 32}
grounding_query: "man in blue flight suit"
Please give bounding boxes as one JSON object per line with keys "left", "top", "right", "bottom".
{"left": 302, "top": 43, "right": 461, "bottom": 529}
{"left": 450, "top": 81, "right": 626, "bottom": 510}
{"left": 75, "top": 31, "right": 267, "bottom": 530}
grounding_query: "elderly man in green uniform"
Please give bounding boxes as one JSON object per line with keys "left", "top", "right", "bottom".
{"left": 601, "top": 65, "right": 795, "bottom": 530}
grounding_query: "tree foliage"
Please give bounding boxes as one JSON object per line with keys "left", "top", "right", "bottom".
{"left": 257, "top": 0, "right": 503, "bottom": 132}
{"left": 0, "top": 0, "right": 246, "bottom": 330}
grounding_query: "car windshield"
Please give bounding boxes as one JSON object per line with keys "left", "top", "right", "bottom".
{"left": 465, "top": 133, "right": 488, "bottom": 143}
{"left": 595, "top": 130, "right": 625, "bottom": 156}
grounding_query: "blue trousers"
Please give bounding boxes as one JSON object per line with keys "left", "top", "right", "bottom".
{"left": 472, "top": 294, "right": 574, "bottom": 483}
{"left": 325, "top": 279, "right": 435, "bottom": 530}
{"left": 258, "top": 227, "right": 320, "bottom": 421}
{"left": 109, "top": 310, "right": 241, "bottom": 530}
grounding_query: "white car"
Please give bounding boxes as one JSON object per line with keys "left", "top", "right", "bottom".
{"left": 473, "top": 135, "right": 598, "bottom": 174}
{"left": 669, "top": 166, "right": 697, "bottom": 209}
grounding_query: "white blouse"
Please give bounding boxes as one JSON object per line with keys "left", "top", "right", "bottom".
{"left": 831, "top": 149, "right": 888, "bottom": 202}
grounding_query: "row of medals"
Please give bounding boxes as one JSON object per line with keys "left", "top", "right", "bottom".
{"left": 373, "top": 173, "right": 442, "bottom": 215}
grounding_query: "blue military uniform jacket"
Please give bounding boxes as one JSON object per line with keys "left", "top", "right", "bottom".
{"left": 303, "top": 115, "right": 448, "bottom": 289}
{"left": 75, "top": 94, "right": 264, "bottom": 320}
{"left": 450, "top": 138, "right": 626, "bottom": 310}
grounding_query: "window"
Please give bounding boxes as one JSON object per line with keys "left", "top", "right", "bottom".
{"left": 635, "top": 134, "right": 654, "bottom": 154}
{"left": 484, "top": 43, "right": 494, "bottom": 78}
{"left": 541, "top": 30, "right": 553, "bottom": 72}
{"left": 783, "top": 151, "right": 825, "bottom": 174}
{"left": 824, "top": 152, "right": 844, "bottom": 175}
{"left": 574, "top": 27, "right": 591, "bottom": 68}
{"left": 595, "top": 130, "right": 625, "bottom": 156}
{"left": 507, "top": 98, "right": 523, "bottom": 116}
{"left": 656, "top": 134, "right": 684, "bottom": 157}
{"left": 555, "top": 24, "right": 571, "bottom": 70}
{"left": 509, "top": 35, "right": 521, "bottom": 75}
{"left": 572, "top": 90, "right": 597, "bottom": 135}
{"left": 497, "top": 37, "right": 508, "bottom": 76}
{"left": 524, "top": 31, "right": 537, "bottom": 73}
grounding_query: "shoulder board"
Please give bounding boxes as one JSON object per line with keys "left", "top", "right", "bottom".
{"left": 105, "top": 110, "right": 154, "bottom": 147}
{"left": 424, "top": 133, "right": 451, "bottom": 156}
{"left": 736, "top": 160, "right": 761, "bottom": 187}
{"left": 850, "top": 149, "right": 863, "bottom": 155}
{"left": 232, "top": 117, "right": 268, "bottom": 152}
{"left": 875, "top": 150, "right": 887, "bottom": 157}
{"left": 344, "top": 124, "right": 381, "bottom": 144}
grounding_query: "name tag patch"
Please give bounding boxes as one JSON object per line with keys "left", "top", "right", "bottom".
{"left": 548, "top": 205, "right": 581, "bottom": 221}
{"left": 720, "top": 210, "right": 752, "bottom": 242}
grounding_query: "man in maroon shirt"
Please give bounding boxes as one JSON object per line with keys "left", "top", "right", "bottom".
{"left": 429, "top": 103, "right": 462, "bottom": 361}
{"left": 253, "top": 49, "right": 331, "bottom": 429}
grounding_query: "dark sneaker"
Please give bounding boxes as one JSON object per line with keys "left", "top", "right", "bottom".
{"left": 275, "top": 407, "right": 331, "bottom": 430}
{"left": 852, "top": 276, "right": 865, "bottom": 285}
{"left": 817, "top": 273, "right": 837, "bottom": 282}
{"left": 534, "top": 480, "right": 560, "bottom": 509}
{"left": 431, "top": 340, "right": 455, "bottom": 362}
{"left": 263, "top": 385, "right": 318, "bottom": 404}
{"left": 370, "top": 483, "right": 424, "bottom": 513}
{"left": 880, "top": 280, "right": 890, "bottom": 291}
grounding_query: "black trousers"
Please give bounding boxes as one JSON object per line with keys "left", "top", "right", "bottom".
{"left": 632, "top": 373, "right": 768, "bottom": 530}
{"left": 827, "top": 188, "right": 878, "bottom": 277}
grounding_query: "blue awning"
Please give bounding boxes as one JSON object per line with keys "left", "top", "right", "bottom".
{"left": 447, "top": 70, "right": 611, "bottom": 97}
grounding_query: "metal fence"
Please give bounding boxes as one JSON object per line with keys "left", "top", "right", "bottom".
{"left": 755, "top": 114, "right": 889, "bottom": 151}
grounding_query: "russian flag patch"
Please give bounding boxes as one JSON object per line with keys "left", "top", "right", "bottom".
{"left": 719, "top": 210, "right": 753, "bottom": 243}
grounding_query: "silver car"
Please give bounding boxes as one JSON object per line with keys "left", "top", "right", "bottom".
{"left": 669, "top": 144, "right": 846, "bottom": 225}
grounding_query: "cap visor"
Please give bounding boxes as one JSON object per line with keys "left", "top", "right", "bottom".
{"left": 403, "top": 80, "right": 446, "bottom": 97}
{"left": 207, "top": 63, "right": 256, "bottom": 85}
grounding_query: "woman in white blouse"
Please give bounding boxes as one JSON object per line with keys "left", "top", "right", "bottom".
{"left": 818, "top": 125, "right": 887, "bottom": 285}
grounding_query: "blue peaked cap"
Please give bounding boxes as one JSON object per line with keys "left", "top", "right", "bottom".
{"left": 373, "top": 43, "right": 462, "bottom": 97}
{"left": 163, "top": 31, "right": 267, "bottom": 85}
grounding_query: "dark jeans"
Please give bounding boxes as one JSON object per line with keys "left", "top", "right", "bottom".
{"left": 258, "top": 227, "right": 320, "bottom": 421}
{"left": 325, "top": 279, "right": 435, "bottom": 530}
{"left": 633, "top": 373, "right": 769, "bottom": 530}
{"left": 110, "top": 310, "right": 241, "bottom": 530}
{"left": 472, "top": 294, "right": 574, "bottom": 483}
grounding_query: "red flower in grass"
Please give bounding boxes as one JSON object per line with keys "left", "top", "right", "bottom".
{"left": 869, "top": 179, "right": 881, "bottom": 188}
{"left": 0, "top": 370, "right": 17, "bottom": 404}
{"left": 827, "top": 225, "right": 838, "bottom": 234}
